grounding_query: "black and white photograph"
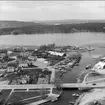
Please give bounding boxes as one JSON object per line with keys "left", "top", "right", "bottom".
{"left": 0, "top": 0, "right": 105, "bottom": 105}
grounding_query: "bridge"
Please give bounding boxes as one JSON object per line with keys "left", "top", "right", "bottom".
{"left": 61, "top": 83, "right": 105, "bottom": 90}
{"left": 0, "top": 83, "right": 105, "bottom": 90}
{"left": 61, "top": 83, "right": 99, "bottom": 88}
{"left": 0, "top": 84, "right": 55, "bottom": 90}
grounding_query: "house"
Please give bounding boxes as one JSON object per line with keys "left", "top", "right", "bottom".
{"left": 7, "top": 51, "right": 13, "bottom": 55}
{"left": 2, "top": 63, "right": 7, "bottom": 69}
{"left": 10, "top": 56, "right": 17, "bottom": 60}
{"left": 7, "top": 67, "right": 15, "bottom": 72}
{"left": 0, "top": 53, "right": 5, "bottom": 59}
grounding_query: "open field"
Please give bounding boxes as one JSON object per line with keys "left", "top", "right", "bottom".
{"left": 7, "top": 90, "right": 50, "bottom": 104}
{"left": 85, "top": 73, "right": 105, "bottom": 82}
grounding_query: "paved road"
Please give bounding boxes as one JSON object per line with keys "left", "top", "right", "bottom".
{"left": 0, "top": 83, "right": 105, "bottom": 90}
{"left": 47, "top": 66, "right": 55, "bottom": 82}
{"left": 62, "top": 83, "right": 105, "bottom": 88}
{"left": 0, "top": 84, "right": 55, "bottom": 90}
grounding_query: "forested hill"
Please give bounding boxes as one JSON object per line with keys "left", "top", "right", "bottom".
{"left": 0, "top": 20, "right": 105, "bottom": 35}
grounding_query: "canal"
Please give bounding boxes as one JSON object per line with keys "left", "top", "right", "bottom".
{"left": 45, "top": 47, "right": 105, "bottom": 105}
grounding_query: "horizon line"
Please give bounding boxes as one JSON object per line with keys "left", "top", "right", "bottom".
{"left": 1, "top": 19, "right": 105, "bottom": 22}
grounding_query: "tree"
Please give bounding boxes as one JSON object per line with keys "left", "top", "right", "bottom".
{"left": 3, "top": 55, "right": 9, "bottom": 62}
{"left": 11, "top": 30, "right": 21, "bottom": 35}
{"left": 43, "top": 68, "right": 51, "bottom": 75}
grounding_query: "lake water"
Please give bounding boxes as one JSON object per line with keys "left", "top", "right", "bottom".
{"left": 0, "top": 32, "right": 105, "bottom": 46}
{"left": 0, "top": 32, "right": 105, "bottom": 105}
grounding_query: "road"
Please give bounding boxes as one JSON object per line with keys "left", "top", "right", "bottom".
{"left": 47, "top": 66, "right": 55, "bottom": 82}
{"left": 0, "top": 83, "right": 105, "bottom": 90}
{"left": 0, "top": 84, "right": 55, "bottom": 90}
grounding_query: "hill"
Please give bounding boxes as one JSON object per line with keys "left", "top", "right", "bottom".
{"left": 35, "top": 19, "right": 105, "bottom": 25}
{"left": 0, "top": 21, "right": 43, "bottom": 29}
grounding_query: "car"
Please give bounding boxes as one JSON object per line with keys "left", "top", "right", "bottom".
{"left": 72, "top": 93, "right": 79, "bottom": 97}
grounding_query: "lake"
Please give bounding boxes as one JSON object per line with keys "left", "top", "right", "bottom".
{"left": 0, "top": 32, "right": 105, "bottom": 105}
{"left": 0, "top": 32, "right": 105, "bottom": 46}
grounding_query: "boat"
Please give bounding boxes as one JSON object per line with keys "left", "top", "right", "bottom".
{"left": 51, "top": 98, "right": 58, "bottom": 102}
{"left": 85, "top": 64, "right": 92, "bottom": 70}
{"left": 72, "top": 93, "right": 79, "bottom": 97}
{"left": 69, "top": 101, "right": 75, "bottom": 105}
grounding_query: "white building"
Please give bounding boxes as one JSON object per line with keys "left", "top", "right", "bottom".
{"left": 7, "top": 51, "right": 13, "bottom": 55}
{"left": 7, "top": 67, "right": 15, "bottom": 72}
{"left": 48, "top": 51, "right": 64, "bottom": 56}
{"left": 28, "top": 56, "right": 37, "bottom": 61}
{"left": 92, "top": 58, "right": 105, "bottom": 74}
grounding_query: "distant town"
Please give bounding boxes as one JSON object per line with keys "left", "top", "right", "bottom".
{"left": 0, "top": 43, "right": 94, "bottom": 105}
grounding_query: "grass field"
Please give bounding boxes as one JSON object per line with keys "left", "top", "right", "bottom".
{"left": 0, "top": 89, "right": 50, "bottom": 104}
{"left": 0, "top": 89, "right": 11, "bottom": 101}
{"left": 85, "top": 73, "right": 105, "bottom": 82}
{"left": 7, "top": 90, "right": 50, "bottom": 103}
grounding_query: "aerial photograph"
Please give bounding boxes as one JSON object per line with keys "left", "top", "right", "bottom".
{"left": 0, "top": 0, "right": 105, "bottom": 105}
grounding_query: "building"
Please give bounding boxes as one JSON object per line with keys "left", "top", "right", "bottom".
{"left": 28, "top": 56, "right": 37, "bottom": 61}
{"left": 48, "top": 51, "right": 64, "bottom": 56}
{"left": 92, "top": 57, "right": 105, "bottom": 74}
{"left": 37, "top": 76, "right": 49, "bottom": 84}
{"left": 19, "top": 61, "right": 28, "bottom": 67}
{"left": 0, "top": 53, "right": 5, "bottom": 60}
{"left": 2, "top": 63, "right": 7, "bottom": 69}
{"left": 10, "top": 56, "right": 17, "bottom": 60}
{"left": 7, "top": 67, "right": 15, "bottom": 72}
{"left": 7, "top": 51, "right": 13, "bottom": 55}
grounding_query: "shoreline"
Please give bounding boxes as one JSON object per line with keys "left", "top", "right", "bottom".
{"left": 1, "top": 31, "right": 105, "bottom": 36}
{"left": 54, "top": 54, "right": 82, "bottom": 84}
{"left": 75, "top": 55, "right": 105, "bottom": 105}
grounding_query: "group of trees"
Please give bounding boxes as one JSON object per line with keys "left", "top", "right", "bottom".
{"left": 0, "top": 49, "right": 7, "bottom": 53}
{"left": 38, "top": 43, "right": 56, "bottom": 51}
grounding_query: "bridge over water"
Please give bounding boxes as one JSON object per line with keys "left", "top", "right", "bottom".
{"left": 0, "top": 83, "right": 105, "bottom": 90}
{"left": 61, "top": 83, "right": 105, "bottom": 89}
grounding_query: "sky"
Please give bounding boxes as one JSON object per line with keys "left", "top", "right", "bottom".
{"left": 0, "top": 1, "right": 105, "bottom": 21}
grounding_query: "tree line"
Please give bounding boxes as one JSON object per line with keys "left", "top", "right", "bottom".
{"left": 0, "top": 22, "right": 105, "bottom": 35}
